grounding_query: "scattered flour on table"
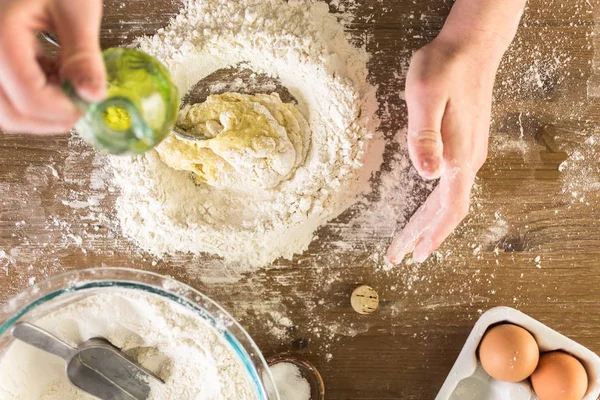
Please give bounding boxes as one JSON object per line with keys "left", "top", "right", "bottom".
{"left": 0, "top": 289, "right": 258, "bottom": 399}
{"left": 111, "top": 0, "right": 383, "bottom": 268}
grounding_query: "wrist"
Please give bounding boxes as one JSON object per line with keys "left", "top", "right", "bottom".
{"left": 437, "top": 0, "right": 525, "bottom": 69}
{"left": 435, "top": 24, "right": 514, "bottom": 70}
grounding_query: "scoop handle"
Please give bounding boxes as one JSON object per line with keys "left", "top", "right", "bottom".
{"left": 11, "top": 322, "right": 76, "bottom": 361}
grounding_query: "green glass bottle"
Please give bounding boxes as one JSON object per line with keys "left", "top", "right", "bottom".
{"left": 68, "top": 48, "right": 180, "bottom": 155}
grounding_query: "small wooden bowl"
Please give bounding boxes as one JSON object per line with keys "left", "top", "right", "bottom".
{"left": 267, "top": 354, "right": 325, "bottom": 400}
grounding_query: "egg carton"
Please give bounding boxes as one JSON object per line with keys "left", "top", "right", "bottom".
{"left": 435, "top": 306, "right": 600, "bottom": 400}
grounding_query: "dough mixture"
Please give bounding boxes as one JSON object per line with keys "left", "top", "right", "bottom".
{"left": 0, "top": 289, "right": 258, "bottom": 399}
{"left": 111, "top": 0, "right": 383, "bottom": 268}
{"left": 156, "top": 93, "right": 310, "bottom": 191}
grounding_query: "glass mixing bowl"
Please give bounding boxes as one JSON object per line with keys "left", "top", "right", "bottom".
{"left": 0, "top": 267, "right": 279, "bottom": 400}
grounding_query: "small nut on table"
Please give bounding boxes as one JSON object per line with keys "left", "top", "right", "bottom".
{"left": 351, "top": 285, "right": 379, "bottom": 315}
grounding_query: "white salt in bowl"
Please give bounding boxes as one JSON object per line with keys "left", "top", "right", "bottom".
{"left": 0, "top": 267, "right": 279, "bottom": 400}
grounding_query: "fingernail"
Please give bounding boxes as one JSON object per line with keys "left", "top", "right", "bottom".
{"left": 420, "top": 156, "right": 442, "bottom": 180}
{"left": 421, "top": 155, "right": 432, "bottom": 168}
{"left": 421, "top": 155, "right": 438, "bottom": 171}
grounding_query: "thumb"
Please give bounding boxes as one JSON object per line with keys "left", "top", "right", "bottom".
{"left": 406, "top": 87, "right": 447, "bottom": 180}
{"left": 52, "top": 0, "right": 106, "bottom": 103}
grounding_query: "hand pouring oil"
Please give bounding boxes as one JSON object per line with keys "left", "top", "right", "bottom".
{"left": 68, "top": 48, "right": 180, "bottom": 155}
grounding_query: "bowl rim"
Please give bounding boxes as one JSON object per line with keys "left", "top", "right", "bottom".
{"left": 0, "top": 266, "right": 280, "bottom": 400}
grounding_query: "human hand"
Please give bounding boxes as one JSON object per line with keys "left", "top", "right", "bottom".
{"left": 387, "top": 0, "right": 525, "bottom": 264}
{"left": 386, "top": 37, "right": 499, "bottom": 264}
{"left": 0, "top": 0, "right": 106, "bottom": 134}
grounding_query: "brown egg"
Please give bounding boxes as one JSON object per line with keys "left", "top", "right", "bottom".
{"left": 531, "top": 351, "right": 588, "bottom": 400}
{"left": 478, "top": 324, "right": 539, "bottom": 382}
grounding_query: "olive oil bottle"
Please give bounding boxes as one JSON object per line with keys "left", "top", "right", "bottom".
{"left": 68, "top": 48, "right": 180, "bottom": 155}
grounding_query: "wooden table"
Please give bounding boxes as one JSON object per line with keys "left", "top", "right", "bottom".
{"left": 1, "top": 0, "right": 599, "bottom": 398}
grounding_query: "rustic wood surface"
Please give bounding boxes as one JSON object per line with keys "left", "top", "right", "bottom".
{"left": 1, "top": 0, "right": 599, "bottom": 399}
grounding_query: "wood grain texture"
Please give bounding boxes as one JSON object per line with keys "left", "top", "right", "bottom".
{"left": 1, "top": 0, "right": 599, "bottom": 399}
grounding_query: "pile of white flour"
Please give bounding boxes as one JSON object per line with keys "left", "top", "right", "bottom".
{"left": 0, "top": 290, "right": 258, "bottom": 399}
{"left": 111, "top": 0, "right": 382, "bottom": 267}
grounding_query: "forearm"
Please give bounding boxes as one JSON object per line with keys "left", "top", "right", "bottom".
{"left": 438, "top": 0, "right": 527, "bottom": 66}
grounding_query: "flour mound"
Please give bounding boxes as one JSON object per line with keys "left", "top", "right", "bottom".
{"left": 112, "top": 0, "right": 382, "bottom": 267}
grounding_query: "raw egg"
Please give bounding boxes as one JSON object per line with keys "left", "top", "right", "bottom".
{"left": 478, "top": 323, "right": 539, "bottom": 382}
{"left": 531, "top": 351, "right": 588, "bottom": 400}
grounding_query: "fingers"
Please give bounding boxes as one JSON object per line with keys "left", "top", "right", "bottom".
{"left": 386, "top": 186, "right": 442, "bottom": 264}
{"left": 386, "top": 169, "right": 474, "bottom": 265}
{"left": 406, "top": 66, "right": 447, "bottom": 180}
{"left": 0, "top": 7, "right": 80, "bottom": 125}
{"left": 412, "top": 168, "right": 475, "bottom": 262}
{"left": 0, "top": 83, "right": 72, "bottom": 134}
{"left": 0, "top": 0, "right": 104, "bottom": 134}
{"left": 51, "top": 0, "right": 106, "bottom": 103}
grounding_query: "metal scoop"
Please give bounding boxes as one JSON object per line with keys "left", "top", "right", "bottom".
{"left": 12, "top": 322, "right": 163, "bottom": 400}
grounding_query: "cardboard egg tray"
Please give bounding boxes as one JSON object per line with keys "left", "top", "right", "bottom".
{"left": 435, "top": 307, "right": 600, "bottom": 400}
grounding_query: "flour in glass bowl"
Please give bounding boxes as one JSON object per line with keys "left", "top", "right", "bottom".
{"left": 0, "top": 289, "right": 259, "bottom": 399}
{"left": 111, "top": 0, "right": 383, "bottom": 268}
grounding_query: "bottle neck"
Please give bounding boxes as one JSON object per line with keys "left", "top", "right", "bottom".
{"left": 63, "top": 82, "right": 156, "bottom": 155}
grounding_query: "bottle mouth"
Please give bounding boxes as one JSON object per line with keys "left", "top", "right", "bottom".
{"left": 62, "top": 81, "right": 157, "bottom": 154}
{"left": 93, "top": 98, "right": 152, "bottom": 140}
{"left": 89, "top": 97, "right": 156, "bottom": 154}
{"left": 102, "top": 104, "right": 133, "bottom": 132}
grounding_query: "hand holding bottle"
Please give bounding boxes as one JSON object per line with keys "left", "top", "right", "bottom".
{"left": 0, "top": 0, "right": 106, "bottom": 134}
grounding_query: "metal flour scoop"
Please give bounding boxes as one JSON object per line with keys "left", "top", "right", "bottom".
{"left": 12, "top": 322, "right": 163, "bottom": 400}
